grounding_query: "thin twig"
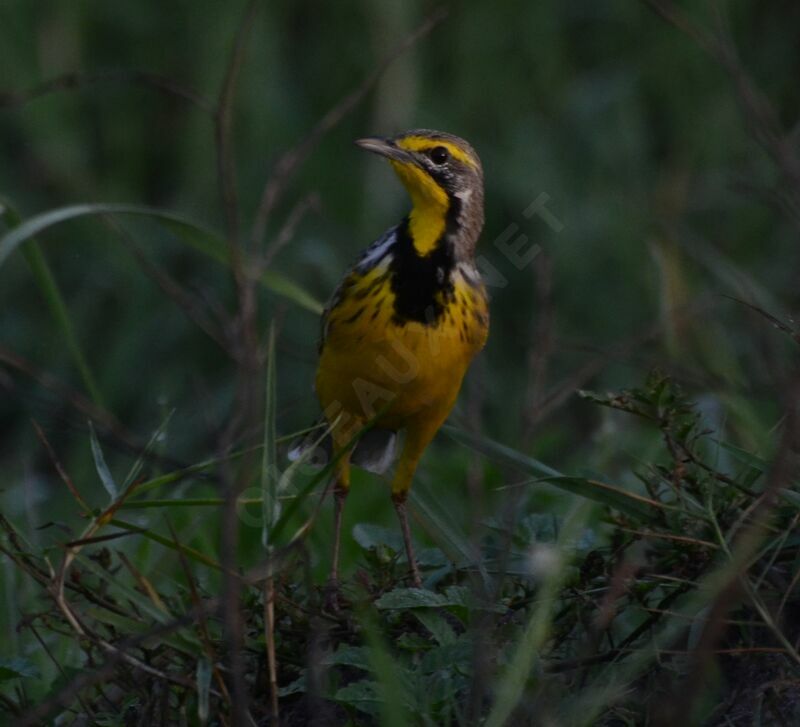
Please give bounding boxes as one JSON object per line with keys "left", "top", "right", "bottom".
{"left": 776, "top": 558, "right": 800, "bottom": 621}
{"left": 110, "top": 219, "right": 232, "bottom": 352}
{"left": 522, "top": 250, "right": 554, "bottom": 444}
{"left": 213, "top": 5, "right": 262, "bottom": 725}
{"left": 615, "top": 527, "right": 719, "bottom": 550}
{"left": 11, "top": 534, "right": 302, "bottom": 725}
{"left": 165, "top": 517, "right": 232, "bottom": 706}
{"left": 664, "top": 375, "right": 800, "bottom": 721}
{"left": 28, "top": 622, "right": 97, "bottom": 720}
{"left": 31, "top": 418, "right": 90, "bottom": 510}
{"left": 723, "top": 295, "right": 800, "bottom": 346}
{"left": 0, "top": 69, "right": 214, "bottom": 113}
{"left": 0, "top": 346, "right": 129, "bottom": 441}
{"left": 264, "top": 570, "right": 280, "bottom": 725}
{"left": 259, "top": 192, "right": 320, "bottom": 271}
{"left": 545, "top": 646, "right": 795, "bottom": 674}
{"left": 15, "top": 599, "right": 223, "bottom": 727}
{"left": 537, "top": 295, "right": 719, "bottom": 425}
{"left": 642, "top": 1, "right": 800, "bottom": 224}
{"left": 216, "top": 0, "right": 259, "bottom": 248}
{"left": 249, "top": 6, "right": 448, "bottom": 249}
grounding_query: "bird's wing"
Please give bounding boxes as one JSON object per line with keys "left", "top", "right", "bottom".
{"left": 288, "top": 418, "right": 401, "bottom": 475}
{"left": 318, "top": 225, "right": 398, "bottom": 352}
{"left": 301, "top": 225, "right": 402, "bottom": 473}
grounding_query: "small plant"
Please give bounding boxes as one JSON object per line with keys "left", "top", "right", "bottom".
{"left": 2, "top": 371, "right": 798, "bottom": 723}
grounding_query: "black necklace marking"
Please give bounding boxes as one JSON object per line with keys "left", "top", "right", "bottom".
{"left": 389, "top": 197, "right": 462, "bottom": 326}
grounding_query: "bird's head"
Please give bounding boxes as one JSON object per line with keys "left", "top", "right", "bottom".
{"left": 356, "top": 129, "right": 484, "bottom": 257}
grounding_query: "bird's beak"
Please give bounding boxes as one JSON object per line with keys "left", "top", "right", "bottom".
{"left": 355, "top": 136, "right": 415, "bottom": 164}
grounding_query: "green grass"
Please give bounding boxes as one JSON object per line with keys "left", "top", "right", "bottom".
{"left": 2, "top": 367, "right": 799, "bottom": 724}
{"left": 2, "top": 1, "right": 800, "bottom": 724}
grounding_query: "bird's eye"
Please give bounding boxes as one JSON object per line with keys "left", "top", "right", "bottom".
{"left": 428, "top": 146, "right": 449, "bottom": 165}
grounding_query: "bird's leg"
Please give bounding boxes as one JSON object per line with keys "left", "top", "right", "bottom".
{"left": 325, "top": 482, "right": 348, "bottom": 612}
{"left": 392, "top": 493, "right": 422, "bottom": 588}
{"left": 390, "top": 420, "right": 443, "bottom": 590}
{"left": 329, "top": 483, "right": 348, "bottom": 586}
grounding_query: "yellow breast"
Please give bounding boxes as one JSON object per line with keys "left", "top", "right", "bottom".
{"left": 317, "top": 275, "right": 488, "bottom": 431}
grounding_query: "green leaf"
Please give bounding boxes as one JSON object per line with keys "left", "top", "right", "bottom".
{"left": 375, "top": 587, "right": 501, "bottom": 646}
{"left": 323, "top": 645, "right": 371, "bottom": 670}
{"left": 278, "top": 675, "right": 306, "bottom": 697}
{"left": 0, "top": 657, "right": 40, "bottom": 682}
{"left": 0, "top": 202, "right": 323, "bottom": 313}
{"left": 413, "top": 610, "right": 457, "bottom": 647}
{"left": 352, "top": 523, "right": 447, "bottom": 567}
{"left": 89, "top": 422, "right": 118, "bottom": 499}
{"left": 260, "top": 269, "right": 323, "bottom": 314}
{"left": 374, "top": 587, "right": 451, "bottom": 610}
{"left": 0, "top": 203, "right": 191, "bottom": 268}
{"left": 334, "top": 680, "right": 382, "bottom": 716}
{"left": 396, "top": 632, "right": 434, "bottom": 652}
{"left": 419, "top": 638, "right": 473, "bottom": 674}
{"left": 353, "top": 523, "right": 404, "bottom": 552}
{"left": 440, "top": 585, "right": 506, "bottom": 613}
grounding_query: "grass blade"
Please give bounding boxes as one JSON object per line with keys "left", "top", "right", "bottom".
{"left": 411, "top": 485, "right": 492, "bottom": 592}
{"left": 357, "top": 606, "right": 414, "bottom": 727}
{"left": 1, "top": 197, "right": 104, "bottom": 406}
{"left": 110, "top": 519, "right": 222, "bottom": 571}
{"left": 120, "top": 409, "right": 175, "bottom": 490}
{"left": 84, "top": 608, "right": 198, "bottom": 655}
{"left": 268, "top": 417, "right": 368, "bottom": 546}
{"left": 446, "top": 425, "right": 665, "bottom": 522}
{"left": 0, "top": 202, "right": 322, "bottom": 313}
{"left": 130, "top": 428, "right": 315, "bottom": 499}
{"left": 197, "top": 658, "right": 212, "bottom": 724}
{"left": 88, "top": 422, "right": 118, "bottom": 499}
{"left": 73, "top": 553, "right": 173, "bottom": 625}
{"left": 260, "top": 270, "right": 323, "bottom": 314}
{"left": 535, "top": 476, "right": 667, "bottom": 522}
{"left": 444, "top": 424, "right": 562, "bottom": 477}
{"left": 485, "top": 501, "right": 594, "bottom": 727}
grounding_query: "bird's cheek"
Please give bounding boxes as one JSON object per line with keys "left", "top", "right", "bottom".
{"left": 392, "top": 163, "right": 448, "bottom": 207}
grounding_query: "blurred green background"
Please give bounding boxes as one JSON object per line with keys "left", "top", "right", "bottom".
{"left": 1, "top": 0, "right": 798, "bottom": 673}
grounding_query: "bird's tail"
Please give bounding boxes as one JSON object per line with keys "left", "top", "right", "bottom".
{"left": 287, "top": 417, "right": 400, "bottom": 474}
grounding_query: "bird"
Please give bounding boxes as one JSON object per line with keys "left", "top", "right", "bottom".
{"left": 291, "top": 129, "right": 489, "bottom": 598}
